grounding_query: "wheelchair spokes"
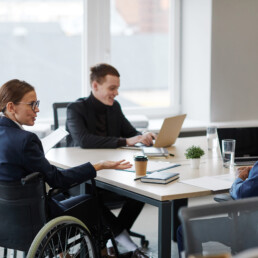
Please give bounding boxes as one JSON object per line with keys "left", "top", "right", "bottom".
{"left": 27, "top": 216, "right": 97, "bottom": 258}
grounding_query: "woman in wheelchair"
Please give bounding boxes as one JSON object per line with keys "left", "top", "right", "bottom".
{"left": 0, "top": 79, "right": 148, "bottom": 258}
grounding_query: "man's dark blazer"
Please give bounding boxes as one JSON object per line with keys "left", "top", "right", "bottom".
{"left": 66, "top": 96, "right": 140, "bottom": 148}
{"left": 0, "top": 116, "right": 96, "bottom": 187}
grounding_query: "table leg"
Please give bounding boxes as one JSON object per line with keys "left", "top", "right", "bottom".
{"left": 158, "top": 201, "right": 172, "bottom": 258}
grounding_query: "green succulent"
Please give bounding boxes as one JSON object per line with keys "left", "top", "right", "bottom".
{"left": 185, "top": 145, "right": 205, "bottom": 159}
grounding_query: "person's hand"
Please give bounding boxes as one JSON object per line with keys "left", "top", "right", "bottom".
{"left": 93, "top": 159, "right": 132, "bottom": 171}
{"left": 140, "top": 132, "right": 156, "bottom": 146}
{"left": 126, "top": 135, "right": 142, "bottom": 146}
{"left": 126, "top": 132, "right": 156, "bottom": 146}
{"left": 237, "top": 166, "right": 253, "bottom": 180}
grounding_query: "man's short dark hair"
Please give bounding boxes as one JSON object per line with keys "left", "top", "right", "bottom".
{"left": 90, "top": 63, "right": 120, "bottom": 85}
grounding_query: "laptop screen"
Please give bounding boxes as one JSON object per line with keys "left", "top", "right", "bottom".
{"left": 217, "top": 127, "right": 258, "bottom": 158}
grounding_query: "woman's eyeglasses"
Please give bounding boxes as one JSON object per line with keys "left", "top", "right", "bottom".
{"left": 16, "top": 100, "right": 40, "bottom": 111}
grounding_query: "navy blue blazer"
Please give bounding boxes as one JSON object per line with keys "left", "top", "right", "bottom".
{"left": 66, "top": 95, "right": 140, "bottom": 148}
{"left": 230, "top": 161, "right": 258, "bottom": 199}
{"left": 0, "top": 116, "right": 96, "bottom": 188}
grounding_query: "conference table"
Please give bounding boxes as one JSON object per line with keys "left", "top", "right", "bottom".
{"left": 46, "top": 136, "right": 233, "bottom": 258}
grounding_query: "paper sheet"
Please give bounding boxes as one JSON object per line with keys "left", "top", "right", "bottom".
{"left": 41, "top": 128, "right": 69, "bottom": 154}
{"left": 180, "top": 174, "right": 235, "bottom": 191}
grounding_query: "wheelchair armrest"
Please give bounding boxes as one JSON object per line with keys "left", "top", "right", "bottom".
{"left": 21, "top": 172, "right": 44, "bottom": 185}
{"left": 214, "top": 193, "right": 233, "bottom": 202}
{"left": 48, "top": 179, "right": 97, "bottom": 198}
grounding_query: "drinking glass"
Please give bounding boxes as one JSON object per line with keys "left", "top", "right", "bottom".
{"left": 207, "top": 126, "right": 217, "bottom": 150}
{"left": 222, "top": 139, "right": 236, "bottom": 168}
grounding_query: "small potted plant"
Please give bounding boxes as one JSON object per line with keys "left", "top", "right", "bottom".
{"left": 185, "top": 145, "right": 205, "bottom": 169}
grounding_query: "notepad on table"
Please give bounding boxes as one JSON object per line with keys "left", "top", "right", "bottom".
{"left": 140, "top": 171, "right": 179, "bottom": 184}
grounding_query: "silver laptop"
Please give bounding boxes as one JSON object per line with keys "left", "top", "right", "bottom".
{"left": 217, "top": 127, "right": 258, "bottom": 166}
{"left": 135, "top": 114, "right": 186, "bottom": 148}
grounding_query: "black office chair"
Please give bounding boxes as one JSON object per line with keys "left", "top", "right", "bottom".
{"left": 53, "top": 102, "right": 71, "bottom": 131}
{"left": 179, "top": 197, "right": 258, "bottom": 257}
{"left": 0, "top": 172, "right": 121, "bottom": 258}
{"left": 52, "top": 101, "right": 149, "bottom": 248}
{"left": 52, "top": 102, "right": 71, "bottom": 148}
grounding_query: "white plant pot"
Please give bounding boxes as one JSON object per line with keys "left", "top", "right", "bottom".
{"left": 191, "top": 158, "right": 200, "bottom": 169}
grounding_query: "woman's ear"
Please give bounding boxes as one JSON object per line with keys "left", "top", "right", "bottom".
{"left": 5, "top": 102, "right": 16, "bottom": 114}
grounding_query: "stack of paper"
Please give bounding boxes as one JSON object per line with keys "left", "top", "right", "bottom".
{"left": 41, "top": 128, "right": 69, "bottom": 154}
{"left": 180, "top": 174, "right": 235, "bottom": 191}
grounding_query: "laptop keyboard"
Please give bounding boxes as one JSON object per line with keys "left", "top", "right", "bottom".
{"left": 235, "top": 160, "right": 257, "bottom": 166}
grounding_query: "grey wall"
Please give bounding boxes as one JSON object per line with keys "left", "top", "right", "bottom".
{"left": 181, "top": 0, "right": 258, "bottom": 122}
{"left": 210, "top": 0, "right": 258, "bottom": 121}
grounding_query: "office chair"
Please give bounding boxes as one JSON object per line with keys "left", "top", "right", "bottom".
{"left": 52, "top": 102, "right": 71, "bottom": 147}
{"left": 179, "top": 197, "right": 258, "bottom": 257}
{"left": 52, "top": 101, "right": 149, "bottom": 247}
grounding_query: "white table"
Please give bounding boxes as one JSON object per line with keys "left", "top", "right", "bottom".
{"left": 46, "top": 136, "right": 232, "bottom": 258}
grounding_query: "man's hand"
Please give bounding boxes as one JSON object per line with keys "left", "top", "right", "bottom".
{"left": 126, "top": 132, "right": 156, "bottom": 146}
{"left": 140, "top": 132, "right": 156, "bottom": 146}
{"left": 93, "top": 159, "right": 132, "bottom": 171}
{"left": 237, "top": 166, "right": 253, "bottom": 180}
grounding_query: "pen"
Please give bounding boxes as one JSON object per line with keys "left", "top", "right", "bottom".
{"left": 134, "top": 177, "right": 143, "bottom": 181}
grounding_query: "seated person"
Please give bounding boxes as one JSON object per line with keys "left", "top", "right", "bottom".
{"left": 66, "top": 63, "right": 156, "bottom": 148}
{"left": 66, "top": 64, "right": 156, "bottom": 255}
{"left": 67, "top": 63, "right": 187, "bottom": 247}
{"left": 177, "top": 164, "right": 257, "bottom": 257}
{"left": 0, "top": 79, "right": 148, "bottom": 258}
{"left": 230, "top": 165, "right": 255, "bottom": 199}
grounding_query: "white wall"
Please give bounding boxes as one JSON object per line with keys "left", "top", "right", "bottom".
{"left": 210, "top": 0, "right": 258, "bottom": 121}
{"left": 181, "top": 0, "right": 212, "bottom": 121}
{"left": 181, "top": 0, "right": 258, "bottom": 122}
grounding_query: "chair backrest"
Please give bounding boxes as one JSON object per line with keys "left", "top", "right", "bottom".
{"left": 179, "top": 197, "right": 258, "bottom": 257}
{"left": 52, "top": 102, "right": 71, "bottom": 130}
{"left": 0, "top": 172, "right": 47, "bottom": 251}
{"left": 52, "top": 102, "right": 71, "bottom": 147}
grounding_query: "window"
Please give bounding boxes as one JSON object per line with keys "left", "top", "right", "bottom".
{"left": 0, "top": 0, "right": 83, "bottom": 120}
{"left": 109, "top": 0, "right": 180, "bottom": 117}
{"left": 0, "top": 0, "right": 180, "bottom": 122}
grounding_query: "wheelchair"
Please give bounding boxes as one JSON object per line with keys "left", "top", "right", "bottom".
{"left": 0, "top": 172, "right": 121, "bottom": 258}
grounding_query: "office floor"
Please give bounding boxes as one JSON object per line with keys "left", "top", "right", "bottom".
{"left": 129, "top": 195, "right": 217, "bottom": 258}
{"left": 0, "top": 195, "right": 216, "bottom": 258}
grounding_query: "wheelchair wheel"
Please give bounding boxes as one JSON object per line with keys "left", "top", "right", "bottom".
{"left": 27, "top": 216, "right": 97, "bottom": 258}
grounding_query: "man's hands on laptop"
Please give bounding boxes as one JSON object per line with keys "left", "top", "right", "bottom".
{"left": 237, "top": 166, "right": 253, "bottom": 180}
{"left": 126, "top": 132, "right": 157, "bottom": 147}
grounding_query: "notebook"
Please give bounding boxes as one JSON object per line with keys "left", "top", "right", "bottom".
{"left": 217, "top": 127, "right": 258, "bottom": 166}
{"left": 140, "top": 171, "right": 179, "bottom": 184}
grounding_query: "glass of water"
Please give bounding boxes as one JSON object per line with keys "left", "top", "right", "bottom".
{"left": 207, "top": 126, "right": 217, "bottom": 150}
{"left": 222, "top": 139, "right": 236, "bottom": 168}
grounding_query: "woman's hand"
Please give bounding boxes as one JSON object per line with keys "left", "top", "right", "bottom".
{"left": 93, "top": 159, "right": 132, "bottom": 171}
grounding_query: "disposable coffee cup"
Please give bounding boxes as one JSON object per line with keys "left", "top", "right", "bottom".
{"left": 134, "top": 155, "right": 148, "bottom": 178}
